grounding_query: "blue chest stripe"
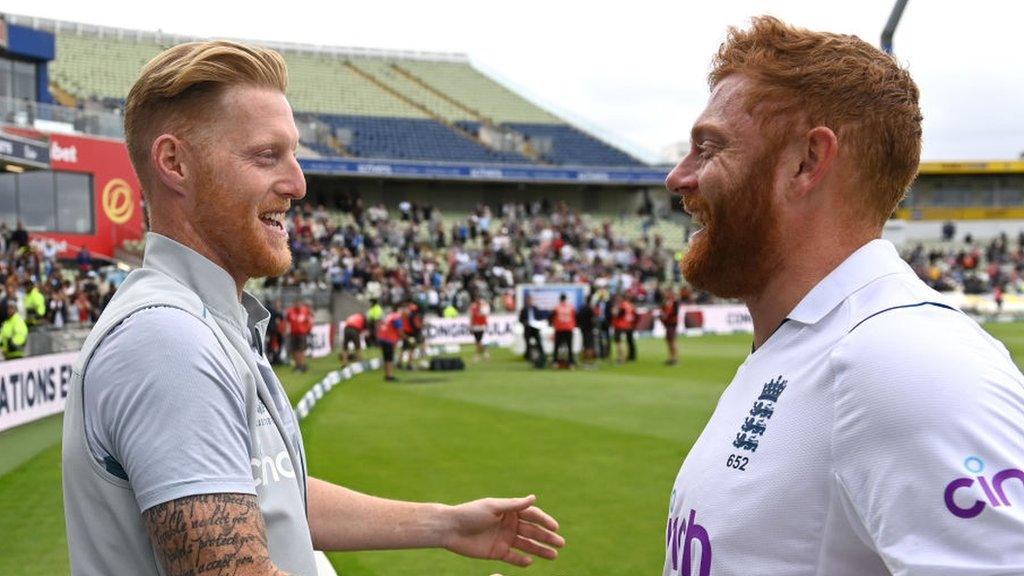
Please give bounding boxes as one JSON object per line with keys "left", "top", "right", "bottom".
{"left": 848, "top": 301, "right": 960, "bottom": 334}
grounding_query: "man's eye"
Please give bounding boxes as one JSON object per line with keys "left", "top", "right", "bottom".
{"left": 697, "top": 142, "right": 717, "bottom": 160}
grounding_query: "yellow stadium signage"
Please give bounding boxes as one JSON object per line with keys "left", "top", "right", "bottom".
{"left": 895, "top": 207, "right": 1024, "bottom": 221}
{"left": 918, "top": 161, "right": 1024, "bottom": 175}
{"left": 102, "top": 178, "right": 134, "bottom": 224}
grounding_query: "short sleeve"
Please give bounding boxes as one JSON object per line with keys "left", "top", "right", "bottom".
{"left": 831, "top": 307, "right": 1024, "bottom": 575}
{"left": 85, "top": 307, "right": 256, "bottom": 512}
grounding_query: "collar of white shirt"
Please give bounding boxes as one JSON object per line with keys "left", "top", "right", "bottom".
{"left": 785, "top": 239, "right": 913, "bottom": 326}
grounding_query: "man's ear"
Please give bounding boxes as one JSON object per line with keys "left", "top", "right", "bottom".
{"left": 150, "top": 134, "right": 196, "bottom": 198}
{"left": 789, "top": 126, "right": 838, "bottom": 199}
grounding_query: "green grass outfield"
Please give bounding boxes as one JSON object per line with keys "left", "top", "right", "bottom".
{"left": 2, "top": 323, "right": 1024, "bottom": 575}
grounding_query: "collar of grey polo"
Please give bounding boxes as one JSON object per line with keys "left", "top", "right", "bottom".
{"left": 141, "top": 232, "right": 255, "bottom": 335}
{"left": 784, "top": 239, "right": 912, "bottom": 326}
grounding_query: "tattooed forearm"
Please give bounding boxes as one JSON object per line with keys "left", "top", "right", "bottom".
{"left": 143, "top": 493, "right": 290, "bottom": 575}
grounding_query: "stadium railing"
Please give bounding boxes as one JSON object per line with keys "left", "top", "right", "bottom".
{"left": 0, "top": 95, "right": 124, "bottom": 139}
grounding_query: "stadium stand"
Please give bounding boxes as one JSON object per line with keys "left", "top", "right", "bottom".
{"left": 40, "top": 21, "right": 644, "bottom": 167}
{"left": 50, "top": 32, "right": 157, "bottom": 104}
{"left": 284, "top": 54, "right": 427, "bottom": 118}
{"left": 507, "top": 122, "right": 645, "bottom": 167}
{"left": 397, "top": 60, "right": 561, "bottom": 124}
{"left": 346, "top": 58, "right": 468, "bottom": 122}
{"left": 319, "top": 114, "right": 531, "bottom": 163}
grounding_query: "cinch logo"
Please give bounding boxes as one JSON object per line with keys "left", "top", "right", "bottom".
{"left": 666, "top": 509, "right": 712, "bottom": 576}
{"left": 251, "top": 450, "right": 295, "bottom": 487}
{"left": 944, "top": 456, "right": 1024, "bottom": 519}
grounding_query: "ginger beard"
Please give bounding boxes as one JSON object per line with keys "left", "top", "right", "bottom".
{"left": 192, "top": 159, "right": 292, "bottom": 281}
{"left": 682, "top": 151, "right": 784, "bottom": 299}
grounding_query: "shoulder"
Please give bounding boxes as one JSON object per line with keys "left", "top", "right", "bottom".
{"left": 84, "top": 307, "right": 250, "bottom": 441}
{"left": 832, "top": 267, "right": 1008, "bottom": 375}
{"left": 112, "top": 268, "right": 206, "bottom": 312}
{"left": 829, "top": 299, "right": 1022, "bottom": 437}
{"left": 103, "top": 304, "right": 214, "bottom": 340}
{"left": 88, "top": 306, "right": 233, "bottom": 381}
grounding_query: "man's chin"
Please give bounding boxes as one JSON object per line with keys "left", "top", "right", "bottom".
{"left": 682, "top": 235, "right": 745, "bottom": 298}
{"left": 252, "top": 251, "right": 292, "bottom": 280}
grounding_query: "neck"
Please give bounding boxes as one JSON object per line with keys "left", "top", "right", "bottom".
{"left": 149, "top": 214, "right": 246, "bottom": 299}
{"left": 744, "top": 229, "right": 877, "bottom": 350}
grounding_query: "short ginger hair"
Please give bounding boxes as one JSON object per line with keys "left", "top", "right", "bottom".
{"left": 711, "top": 16, "right": 922, "bottom": 226}
{"left": 124, "top": 40, "right": 288, "bottom": 196}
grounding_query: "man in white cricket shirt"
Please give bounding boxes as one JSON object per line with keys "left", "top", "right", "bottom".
{"left": 663, "top": 16, "right": 1024, "bottom": 576}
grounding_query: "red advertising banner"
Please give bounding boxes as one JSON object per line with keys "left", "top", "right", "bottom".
{"left": 36, "top": 133, "right": 143, "bottom": 259}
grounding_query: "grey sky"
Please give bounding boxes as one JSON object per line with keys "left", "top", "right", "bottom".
{"left": 6, "top": 0, "right": 1023, "bottom": 164}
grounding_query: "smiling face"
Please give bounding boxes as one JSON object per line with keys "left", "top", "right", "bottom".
{"left": 189, "top": 85, "right": 306, "bottom": 285}
{"left": 665, "top": 75, "right": 786, "bottom": 299}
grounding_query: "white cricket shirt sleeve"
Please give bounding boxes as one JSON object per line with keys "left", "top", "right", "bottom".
{"left": 84, "top": 306, "right": 257, "bottom": 513}
{"left": 830, "top": 306, "right": 1024, "bottom": 576}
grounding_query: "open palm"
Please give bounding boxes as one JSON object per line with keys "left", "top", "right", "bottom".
{"left": 444, "top": 495, "right": 565, "bottom": 567}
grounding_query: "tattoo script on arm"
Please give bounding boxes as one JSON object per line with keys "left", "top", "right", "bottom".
{"left": 143, "top": 493, "right": 290, "bottom": 576}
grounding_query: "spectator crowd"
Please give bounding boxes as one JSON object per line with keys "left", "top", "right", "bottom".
{"left": 9, "top": 195, "right": 1024, "bottom": 362}
{"left": 905, "top": 231, "right": 1024, "bottom": 295}
{"left": 272, "top": 198, "right": 697, "bottom": 317}
{"left": 0, "top": 221, "right": 121, "bottom": 359}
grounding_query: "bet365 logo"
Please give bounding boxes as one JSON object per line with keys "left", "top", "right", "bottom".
{"left": 944, "top": 456, "right": 1024, "bottom": 519}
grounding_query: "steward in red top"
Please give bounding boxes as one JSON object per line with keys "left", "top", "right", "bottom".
{"left": 470, "top": 300, "right": 489, "bottom": 328}
{"left": 612, "top": 296, "right": 637, "bottom": 363}
{"left": 341, "top": 312, "right": 368, "bottom": 364}
{"left": 285, "top": 300, "right": 313, "bottom": 372}
{"left": 551, "top": 294, "right": 577, "bottom": 367}
{"left": 470, "top": 296, "right": 491, "bottom": 360}
{"left": 552, "top": 301, "right": 577, "bottom": 331}
{"left": 377, "top": 311, "right": 403, "bottom": 344}
{"left": 345, "top": 313, "right": 367, "bottom": 331}
{"left": 612, "top": 299, "right": 636, "bottom": 331}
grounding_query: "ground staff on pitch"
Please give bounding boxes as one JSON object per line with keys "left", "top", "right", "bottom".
{"left": 61, "top": 40, "right": 563, "bottom": 576}
{"left": 662, "top": 16, "right": 1024, "bottom": 575}
{"left": 340, "top": 311, "right": 367, "bottom": 364}
{"left": 377, "top": 304, "right": 403, "bottom": 381}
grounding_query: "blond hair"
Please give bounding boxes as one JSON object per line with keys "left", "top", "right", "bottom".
{"left": 711, "top": 16, "right": 922, "bottom": 226}
{"left": 124, "top": 40, "right": 288, "bottom": 195}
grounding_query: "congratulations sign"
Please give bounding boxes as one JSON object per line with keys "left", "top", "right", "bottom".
{"left": 425, "top": 314, "right": 518, "bottom": 347}
{"left": 0, "top": 352, "right": 78, "bottom": 433}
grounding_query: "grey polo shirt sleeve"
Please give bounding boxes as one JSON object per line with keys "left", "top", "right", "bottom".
{"left": 84, "top": 306, "right": 257, "bottom": 513}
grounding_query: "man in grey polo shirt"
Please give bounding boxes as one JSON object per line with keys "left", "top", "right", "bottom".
{"left": 62, "top": 40, "right": 564, "bottom": 575}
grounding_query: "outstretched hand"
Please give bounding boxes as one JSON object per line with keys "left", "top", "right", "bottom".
{"left": 442, "top": 495, "right": 565, "bottom": 567}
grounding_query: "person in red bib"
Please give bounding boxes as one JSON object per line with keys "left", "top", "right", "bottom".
{"left": 612, "top": 294, "right": 637, "bottom": 363}
{"left": 550, "top": 293, "right": 577, "bottom": 368}
{"left": 469, "top": 295, "right": 490, "bottom": 361}
{"left": 376, "top": 305, "right": 404, "bottom": 381}
{"left": 285, "top": 299, "right": 313, "bottom": 372}
{"left": 399, "top": 301, "right": 425, "bottom": 370}
{"left": 341, "top": 311, "right": 367, "bottom": 365}
{"left": 660, "top": 288, "right": 680, "bottom": 365}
